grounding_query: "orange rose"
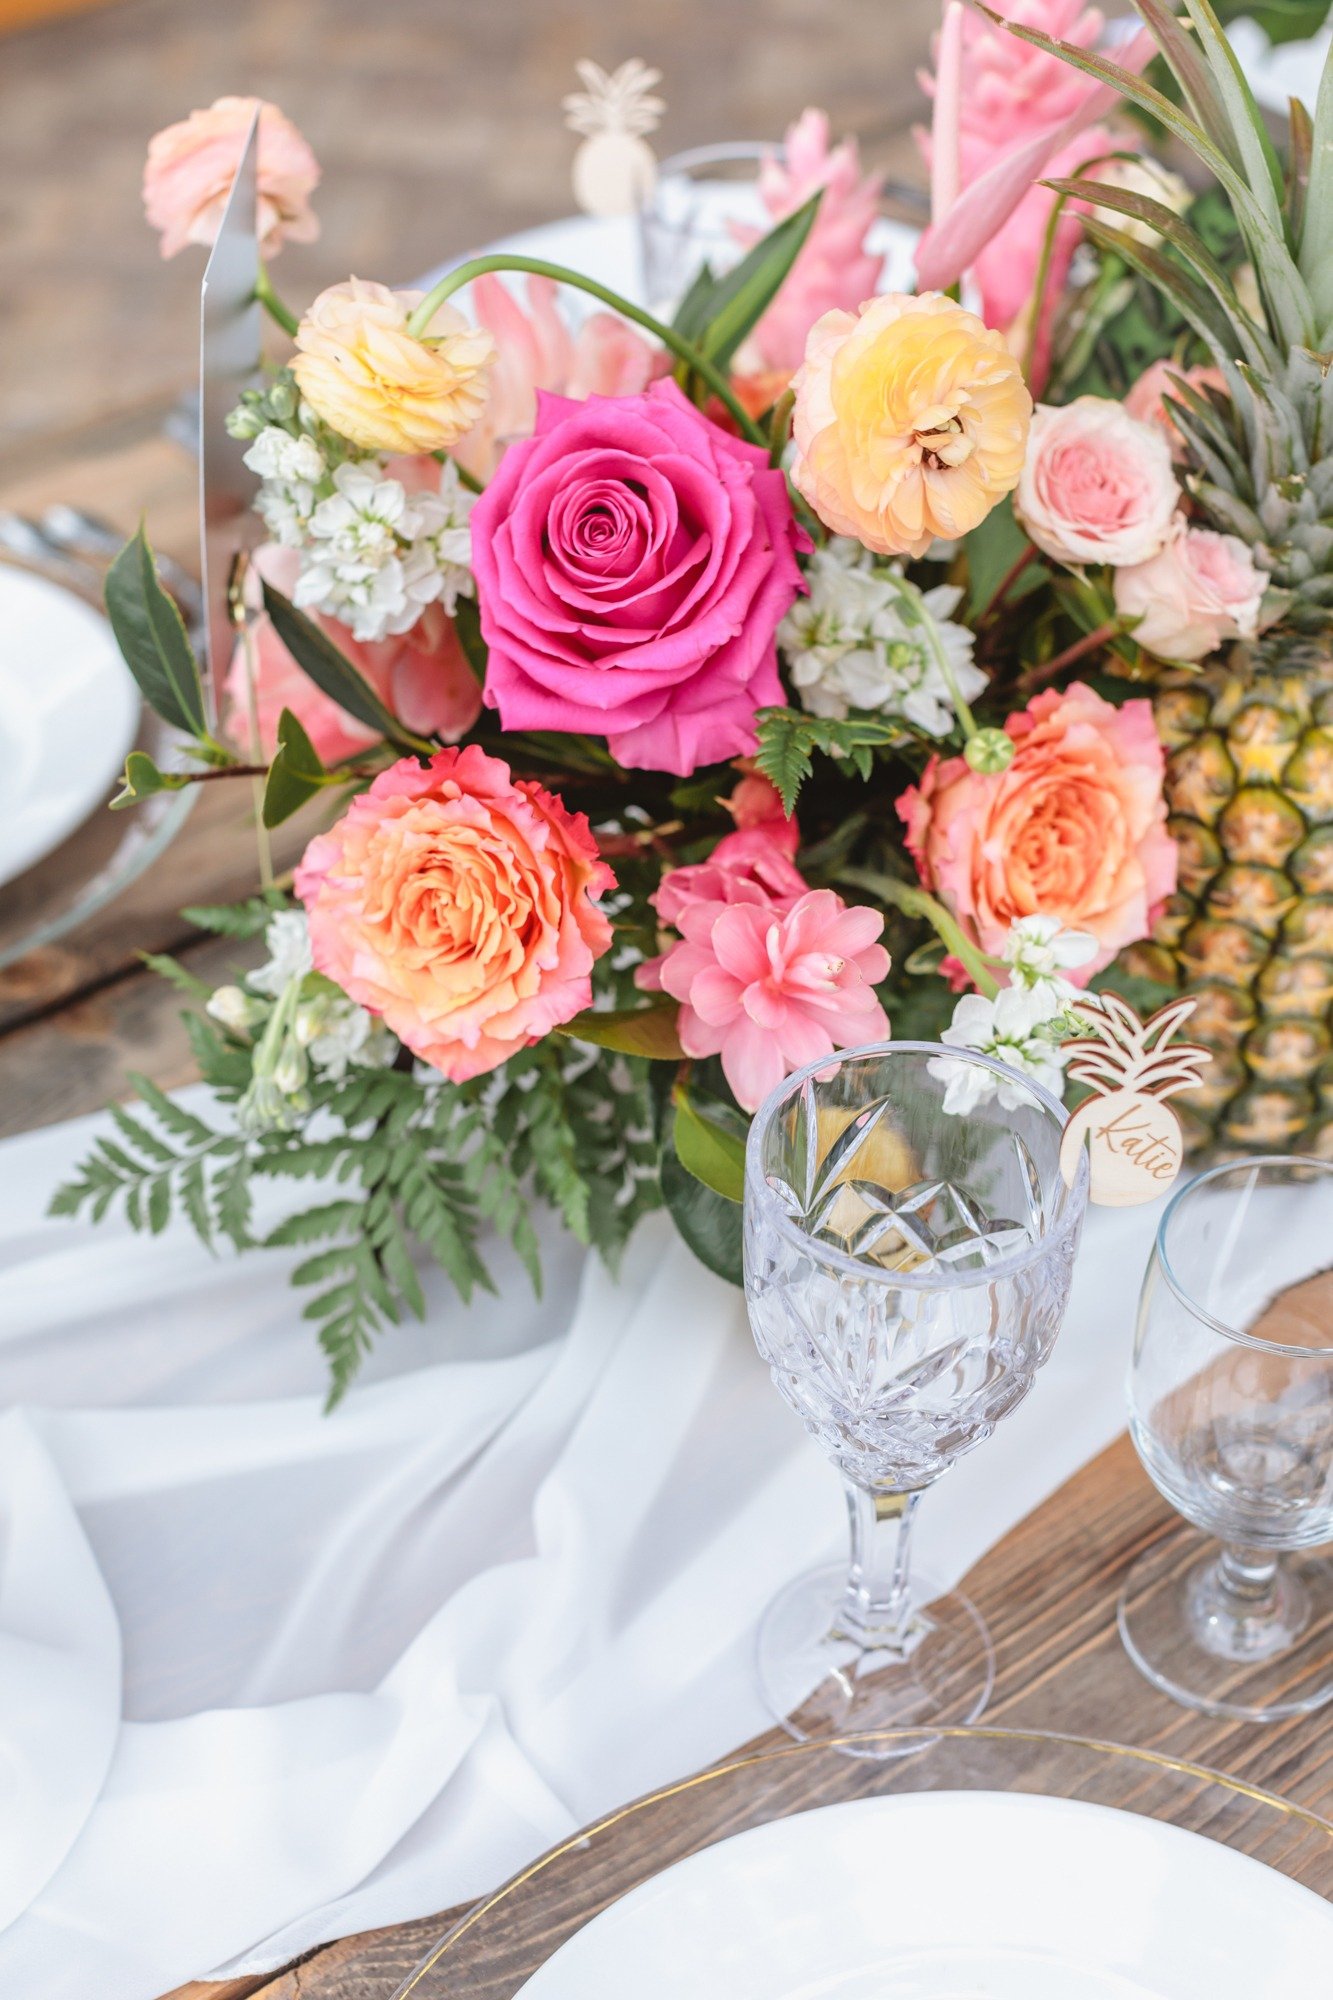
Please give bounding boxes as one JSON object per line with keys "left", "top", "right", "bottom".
{"left": 897, "top": 684, "right": 1177, "bottom": 980}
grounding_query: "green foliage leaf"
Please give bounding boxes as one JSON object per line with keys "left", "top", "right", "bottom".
{"left": 753, "top": 707, "right": 903, "bottom": 815}
{"left": 181, "top": 894, "right": 285, "bottom": 939}
{"left": 136, "top": 953, "right": 213, "bottom": 1002}
{"left": 962, "top": 496, "right": 1046, "bottom": 620}
{"left": 261, "top": 582, "right": 434, "bottom": 754}
{"left": 661, "top": 1140, "right": 743, "bottom": 1286}
{"left": 451, "top": 595, "right": 488, "bottom": 682}
{"left": 672, "top": 1085, "right": 747, "bottom": 1202}
{"left": 104, "top": 526, "right": 207, "bottom": 736}
{"left": 263, "top": 706, "right": 329, "bottom": 828}
{"left": 111, "top": 750, "right": 190, "bottom": 810}
{"left": 558, "top": 1003, "right": 684, "bottom": 1060}
{"left": 672, "top": 193, "right": 821, "bottom": 373}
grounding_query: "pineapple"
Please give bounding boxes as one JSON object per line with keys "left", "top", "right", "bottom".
{"left": 1009, "top": 0, "right": 1333, "bottom": 1157}
{"left": 562, "top": 59, "right": 664, "bottom": 219}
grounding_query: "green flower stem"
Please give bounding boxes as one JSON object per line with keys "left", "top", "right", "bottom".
{"left": 254, "top": 266, "right": 300, "bottom": 339}
{"left": 893, "top": 573, "right": 978, "bottom": 741}
{"left": 839, "top": 866, "right": 1001, "bottom": 999}
{"left": 404, "top": 255, "right": 768, "bottom": 449}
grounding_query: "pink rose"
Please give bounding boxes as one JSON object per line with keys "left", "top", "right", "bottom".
{"left": 453, "top": 275, "right": 661, "bottom": 482}
{"left": 897, "top": 683, "right": 1177, "bottom": 981}
{"left": 143, "top": 97, "right": 319, "bottom": 259}
{"left": 471, "top": 380, "right": 807, "bottom": 776}
{"left": 1015, "top": 397, "right": 1180, "bottom": 568}
{"left": 723, "top": 771, "right": 798, "bottom": 854}
{"left": 1115, "top": 521, "right": 1264, "bottom": 663}
{"left": 655, "top": 888, "right": 889, "bottom": 1112}
{"left": 224, "top": 545, "right": 482, "bottom": 765}
{"left": 732, "top": 109, "right": 885, "bottom": 376}
{"left": 295, "top": 746, "right": 614, "bottom": 1082}
{"left": 1124, "top": 359, "right": 1228, "bottom": 461}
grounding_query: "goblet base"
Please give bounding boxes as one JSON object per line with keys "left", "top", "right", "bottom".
{"left": 1118, "top": 1526, "right": 1333, "bottom": 1721}
{"left": 756, "top": 1563, "right": 994, "bottom": 1758}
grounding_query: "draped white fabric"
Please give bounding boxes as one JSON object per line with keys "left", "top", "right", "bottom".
{"left": 0, "top": 1092, "right": 1164, "bottom": 1995}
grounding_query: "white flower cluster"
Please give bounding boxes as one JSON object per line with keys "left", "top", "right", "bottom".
{"left": 930, "top": 917, "right": 1097, "bottom": 1116}
{"left": 244, "top": 425, "right": 475, "bottom": 646}
{"left": 208, "top": 910, "right": 396, "bottom": 1134}
{"left": 778, "top": 538, "right": 986, "bottom": 736}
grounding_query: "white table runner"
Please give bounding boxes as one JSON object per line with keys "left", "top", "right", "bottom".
{"left": 0, "top": 1092, "right": 1164, "bottom": 1996}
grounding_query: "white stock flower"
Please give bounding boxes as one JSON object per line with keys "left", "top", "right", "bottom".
{"left": 249, "top": 909, "right": 315, "bottom": 997}
{"left": 931, "top": 915, "right": 1094, "bottom": 1114}
{"left": 1002, "top": 916, "right": 1098, "bottom": 990}
{"left": 295, "top": 988, "right": 397, "bottom": 1082}
{"left": 290, "top": 458, "right": 475, "bottom": 643}
{"left": 243, "top": 425, "right": 326, "bottom": 484}
{"left": 206, "top": 984, "right": 266, "bottom": 1038}
{"left": 779, "top": 539, "right": 984, "bottom": 735}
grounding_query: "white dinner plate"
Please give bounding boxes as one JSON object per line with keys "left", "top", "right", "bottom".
{"left": 0, "top": 565, "right": 139, "bottom": 891}
{"left": 516, "top": 1790, "right": 1333, "bottom": 1999}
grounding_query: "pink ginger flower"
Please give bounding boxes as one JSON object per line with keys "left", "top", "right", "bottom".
{"left": 734, "top": 109, "right": 885, "bottom": 376}
{"left": 923, "top": 0, "right": 1107, "bottom": 152}
{"left": 657, "top": 888, "right": 890, "bottom": 1112}
{"left": 453, "top": 274, "right": 661, "bottom": 481}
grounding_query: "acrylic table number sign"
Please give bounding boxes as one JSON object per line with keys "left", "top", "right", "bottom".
{"left": 1058, "top": 993, "right": 1213, "bottom": 1208}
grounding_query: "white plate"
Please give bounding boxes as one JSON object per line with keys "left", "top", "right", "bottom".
{"left": 0, "top": 565, "right": 140, "bottom": 890}
{"left": 517, "top": 1790, "right": 1333, "bottom": 1999}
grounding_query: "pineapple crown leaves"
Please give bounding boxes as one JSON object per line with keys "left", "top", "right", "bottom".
{"left": 1064, "top": 992, "right": 1213, "bottom": 1103}
{"left": 563, "top": 59, "right": 665, "bottom": 139}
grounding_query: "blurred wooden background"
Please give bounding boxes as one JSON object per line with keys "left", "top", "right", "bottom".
{"left": 1, "top": 0, "right": 940, "bottom": 464}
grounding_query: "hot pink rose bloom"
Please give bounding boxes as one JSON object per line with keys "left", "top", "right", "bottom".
{"left": 472, "top": 380, "right": 807, "bottom": 777}
{"left": 143, "top": 97, "right": 319, "bottom": 259}
{"left": 453, "top": 274, "right": 661, "bottom": 481}
{"left": 296, "top": 746, "right": 614, "bottom": 1081}
{"left": 1015, "top": 398, "right": 1181, "bottom": 568}
{"left": 1115, "top": 521, "right": 1264, "bottom": 663}
{"left": 1124, "top": 359, "right": 1228, "bottom": 461}
{"left": 731, "top": 109, "right": 885, "bottom": 376}
{"left": 898, "top": 683, "right": 1177, "bottom": 981}
{"left": 655, "top": 888, "right": 890, "bottom": 1112}
{"left": 224, "top": 545, "right": 482, "bottom": 764}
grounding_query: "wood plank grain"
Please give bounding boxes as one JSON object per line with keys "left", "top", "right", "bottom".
{"left": 187, "top": 1434, "right": 1333, "bottom": 1999}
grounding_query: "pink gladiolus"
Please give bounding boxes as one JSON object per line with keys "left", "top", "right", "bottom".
{"left": 656, "top": 888, "right": 890, "bottom": 1112}
{"left": 733, "top": 110, "right": 885, "bottom": 376}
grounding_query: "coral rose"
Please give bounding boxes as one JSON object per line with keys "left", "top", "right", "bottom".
{"left": 790, "top": 292, "right": 1031, "bottom": 558}
{"left": 293, "top": 279, "right": 497, "bottom": 455}
{"left": 143, "top": 97, "right": 319, "bottom": 259}
{"left": 471, "top": 380, "right": 807, "bottom": 776}
{"left": 295, "top": 746, "right": 614, "bottom": 1081}
{"left": 897, "top": 682, "right": 1177, "bottom": 981}
{"left": 1115, "top": 521, "right": 1264, "bottom": 664}
{"left": 224, "top": 544, "right": 481, "bottom": 764}
{"left": 1015, "top": 397, "right": 1179, "bottom": 568}
{"left": 656, "top": 888, "right": 890, "bottom": 1112}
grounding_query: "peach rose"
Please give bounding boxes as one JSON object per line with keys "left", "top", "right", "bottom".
{"left": 143, "top": 97, "right": 319, "bottom": 260}
{"left": 224, "top": 544, "right": 481, "bottom": 764}
{"left": 1124, "top": 359, "right": 1227, "bottom": 461}
{"left": 790, "top": 292, "right": 1031, "bottom": 558}
{"left": 1015, "top": 397, "right": 1180, "bottom": 568}
{"left": 295, "top": 746, "right": 614, "bottom": 1081}
{"left": 897, "top": 683, "right": 1177, "bottom": 980}
{"left": 293, "top": 279, "right": 496, "bottom": 455}
{"left": 1115, "top": 521, "right": 1264, "bottom": 664}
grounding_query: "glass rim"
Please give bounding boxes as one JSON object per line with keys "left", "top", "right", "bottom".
{"left": 744, "top": 1040, "right": 1088, "bottom": 1294}
{"left": 394, "top": 1723, "right": 1333, "bottom": 1993}
{"left": 1155, "top": 1154, "right": 1333, "bottom": 1361}
{"left": 650, "top": 139, "right": 778, "bottom": 180}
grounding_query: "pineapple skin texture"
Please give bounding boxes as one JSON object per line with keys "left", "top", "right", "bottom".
{"left": 1118, "top": 639, "right": 1333, "bottom": 1160}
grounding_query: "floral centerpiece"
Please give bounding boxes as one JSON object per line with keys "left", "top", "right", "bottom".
{"left": 60, "top": 2, "right": 1333, "bottom": 1397}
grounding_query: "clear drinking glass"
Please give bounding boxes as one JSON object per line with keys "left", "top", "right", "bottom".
{"left": 1120, "top": 1156, "right": 1333, "bottom": 1720}
{"left": 743, "top": 1042, "right": 1088, "bottom": 1751}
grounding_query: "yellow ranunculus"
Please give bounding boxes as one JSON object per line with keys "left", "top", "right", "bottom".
{"left": 789, "top": 292, "right": 1031, "bottom": 559}
{"left": 292, "top": 277, "right": 496, "bottom": 455}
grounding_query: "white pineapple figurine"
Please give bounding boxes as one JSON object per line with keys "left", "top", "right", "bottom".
{"left": 563, "top": 58, "right": 664, "bottom": 218}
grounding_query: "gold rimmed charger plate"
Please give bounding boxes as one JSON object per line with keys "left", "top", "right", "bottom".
{"left": 389, "top": 1725, "right": 1333, "bottom": 1998}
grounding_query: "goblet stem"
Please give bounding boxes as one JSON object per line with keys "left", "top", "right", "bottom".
{"left": 836, "top": 1484, "right": 923, "bottom": 1650}
{"left": 1187, "top": 1541, "right": 1311, "bottom": 1666}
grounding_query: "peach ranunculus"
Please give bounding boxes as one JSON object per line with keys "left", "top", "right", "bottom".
{"left": 790, "top": 292, "right": 1032, "bottom": 558}
{"left": 295, "top": 746, "right": 614, "bottom": 1082}
{"left": 224, "top": 544, "right": 482, "bottom": 764}
{"left": 896, "top": 682, "right": 1177, "bottom": 982}
{"left": 1114, "top": 521, "right": 1264, "bottom": 664}
{"left": 293, "top": 279, "right": 497, "bottom": 456}
{"left": 1015, "top": 397, "right": 1180, "bottom": 569}
{"left": 452, "top": 274, "right": 660, "bottom": 482}
{"left": 1124, "top": 358, "right": 1228, "bottom": 461}
{"left": 143, "top": 97, "right": 320, "bottom": 260}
